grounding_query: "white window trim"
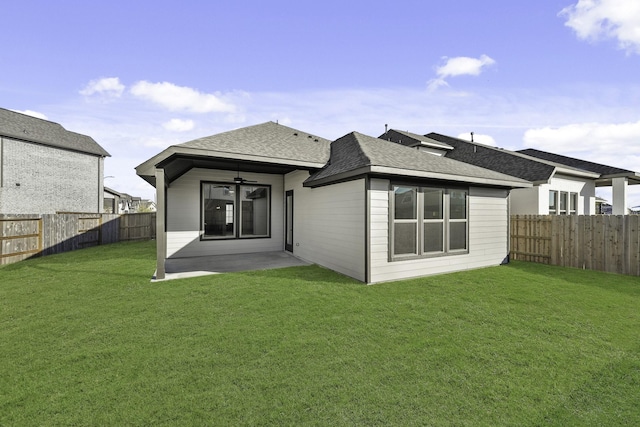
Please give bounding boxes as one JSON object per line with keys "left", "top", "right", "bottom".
{"left": 549, "top": 190, "right": 578, "bottom": 215}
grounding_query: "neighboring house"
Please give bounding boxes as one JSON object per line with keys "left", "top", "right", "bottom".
{"left": 104, "top": 187, "right": 156, "bottom": 213}
{"left": 0, "top": 108, "right": 110, "bottom": 214}
{"left": 595, "top": 197, "right": 612, "bottom": 215}
{"left": 416, "top": 132, "right": 640, "bottom": 216}
{"left": 516, "top": 148, "right": 640, "bottom": 215}
{"left": 137, "top": 122, "right": 529, "bottom": 283}
{"left": 104, "top": 187, "right": 124, "bottom": 214}
{"left": 138, "top": 199, "right": 157, "bottom": 212}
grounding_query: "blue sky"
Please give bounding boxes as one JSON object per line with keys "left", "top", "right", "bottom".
{"left": 2, "top": 0, "right": 640, "bottom": 206}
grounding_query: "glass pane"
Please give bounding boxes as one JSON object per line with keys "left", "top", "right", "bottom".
{"left": 424, "top": 222, "right": 444, "bottom": 253}
{"left": 394, "top": 223, "right": 417, "bottom": 255}
{"left": 203, "top": 184, "right": 235, "bottom": 237}
{"left": 450, "top": 222, "right": 467, "bottom": 250}
{"left": 450, "top": 190, "right": 467, "bottom": 219}
{"left": 240, "top": 186, "right": 269, "bottom": 237}
{"left": 394, "top": 187, "right": 417, "bottom": 219}
{"left": 559, "top": 192, "right": 567, "bottom": 212}
{"left": 424, "top": 189, "right": 443, "bottom": 219}
{"left": 549, "top": 191, "right": 557, "bottom": 213}
{"left": 570, "top": 193, "right": 577, "bottom": 212}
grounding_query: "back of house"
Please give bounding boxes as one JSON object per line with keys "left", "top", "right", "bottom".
{"left": 137, "top": 122, "right": 530, "bottom": 283}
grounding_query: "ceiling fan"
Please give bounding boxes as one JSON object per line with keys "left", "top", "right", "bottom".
{"left": 234, "top": 168, "right": 257, "bottom": 184}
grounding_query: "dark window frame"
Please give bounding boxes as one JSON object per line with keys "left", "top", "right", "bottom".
{"left": 200, "top": 181, "right": 272, "bottom": 241}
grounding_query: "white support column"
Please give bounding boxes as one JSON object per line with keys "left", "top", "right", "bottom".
{"left": 612, "top": 177, "right": 628, "bottom": 215}
{"left": 587, "top": 196, "right": 596, "bottom": 215}
{"left": 155, "top": 168, "right": 167, "bottom": 280}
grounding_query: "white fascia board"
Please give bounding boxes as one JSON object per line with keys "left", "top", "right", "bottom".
{"left": 370, "top": 166, "right": 532, "bottom": 188}
{"left": 136, "top": 145, "right": 327, "bottom": 177}
{"left": 554, "top": 166, "right": 600, "bottom": 179}
{"left": 599, "top": 172, "right": 640, "bottom": 184}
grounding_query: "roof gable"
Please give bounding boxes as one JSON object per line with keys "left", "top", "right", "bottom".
{"left": 136, "top": 122, "right": 332, "bottom": 186}
{"left": 0, "top": 108, "right": 110, "bottom": 157}
{"left": 178, "top": 121, "right": 331, "bottom": 164}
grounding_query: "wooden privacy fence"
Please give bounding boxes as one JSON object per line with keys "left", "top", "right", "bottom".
{"left": 511, "top": 215, "right": 640, "bottom": 276}
{"left": 0, "top": 212, "right": 156, "bottom": 265}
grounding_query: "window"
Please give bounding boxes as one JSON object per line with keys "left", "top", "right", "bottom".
{"left": 202, "top": 182, "right": 270, "bottom": 239}
{"left": 449, "top": 190, "right": 468, "bottom": 250}
{"left": 393, "top": 186, "right": 418, "bottom": 255}
{"left": 391, "top": 185, "right": 468, "bottom": 259}
{"left": 423, "top": 188, "right": 444, "bottom": 253}
{"left": 549, "top": 191, "right": 558, "bottom": 214}
{"left": 559, "top": 192, "right": 568, "bottom": 215}
{"left": 569, "top": 192, "right": 577, "bottom": 215}
{"left": 549, "top": 190, "right": 578, "bottom": 215}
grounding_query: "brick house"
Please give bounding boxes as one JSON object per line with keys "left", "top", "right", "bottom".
{"left": 0, "top": 108, "right": 110, "bottom": 214}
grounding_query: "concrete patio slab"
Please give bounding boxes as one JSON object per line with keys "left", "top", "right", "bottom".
{"left": 153, "top": 251, "right": 311, "bottom": 281}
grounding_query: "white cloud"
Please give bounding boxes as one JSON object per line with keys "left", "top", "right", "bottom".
{"left": 80, "top": 77, "right": 125, "bottom": 98}
{"left": 14, "top": 109, "right": 48, "bottom": 120}
{"left": 426, "top": 78, "right": 450, "bottom": 92}
{"left": 163, "top": 118, "right": 195, "bottom": 132}
{"left": 456, "top": 132, "right": 496, "bottom": 146}
{"left": 523, "top": 120, "right": 640, "bottom": 152}
{"left": 437, "top": 54, "right": 496, "bottom": 78}
{"left": 428, "top": 55, "right": 495, "bottom": 91}
{"left": 560, "top": 0, "right": 640, "bottom": 54}
{"left": 130, "top": 81, "right": 235, "bottom": 113}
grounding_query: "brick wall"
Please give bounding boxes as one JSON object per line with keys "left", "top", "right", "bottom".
{"left": 0, "top": 136, "right": 104, "bottom": 214}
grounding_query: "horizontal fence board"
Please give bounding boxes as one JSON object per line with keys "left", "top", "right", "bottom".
{"left": 0, "top": 212, "right": 156, "bottom": 265}
{"left": 511, "top": 214, "right": 640, "bottom": 276}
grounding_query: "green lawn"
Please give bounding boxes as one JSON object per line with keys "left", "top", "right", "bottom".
{"left": 1, "top": 241, "right": 639, "bottom": 426}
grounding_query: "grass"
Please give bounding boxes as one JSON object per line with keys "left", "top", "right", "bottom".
{"left": 1, "top": 241, "right": 639, "bottom": 426}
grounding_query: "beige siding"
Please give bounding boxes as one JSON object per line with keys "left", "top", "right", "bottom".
{"left": 166, "top": 168, "right": 283, "bottom": 258}
{"left": 369, "top": 181, "right": 510, "bottom": 283}
{"left": 285, "top": 171, "right": 366, "bottom": 281}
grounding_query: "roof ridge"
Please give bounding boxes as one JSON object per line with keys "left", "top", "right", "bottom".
{"left": 349, "top": 131, "right": 374, "bottom": 165}
{"left": 427, "top": 132, "right": 502, "bottom": 151}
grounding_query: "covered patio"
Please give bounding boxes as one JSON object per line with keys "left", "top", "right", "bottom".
{"left": 152, "top": 251, "right": 311, "bottom": 281}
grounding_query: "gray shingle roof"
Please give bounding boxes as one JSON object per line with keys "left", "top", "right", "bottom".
{"left": 427, "top": 132, "right": 556, "bottom": 183}
{"left": 305, "top": 132, "right": 530, "bottom": 187}
{"left": 517, "top": 148, "right": 637, "bottom": 177}
{"left": 0, "top": 108, "right": 109, "bottom": 157}
{"left": 380, "top": 129, "right": 453, "bottom": 150}
{"left": 178, "top": 121, "right": 331, "bottom": 164}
